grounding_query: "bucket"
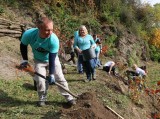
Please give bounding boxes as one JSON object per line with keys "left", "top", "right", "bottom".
{"left": 82, "top": 48, "right": 96, "bottom": 61}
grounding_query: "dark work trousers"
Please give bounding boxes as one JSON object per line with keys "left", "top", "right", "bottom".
{"left": 77, "top": 54, "right": 84, "bottom": 73}
{"left": 125, "top": 70, "right": 139, "bottom": 80}
{"left": 126, "top": 70, "right": 139, "bottom": 76}
{"left": 83, "top": 58, "right": 96, "bottom": 80}
{"left": 68, "top": 52, "right": 75, "bottom": 64}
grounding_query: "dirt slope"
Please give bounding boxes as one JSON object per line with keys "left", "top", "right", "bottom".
{"left": 0, "top": 36, "right": 33, "bottom": 80}
{"left": 60, "top": 92, "right": 119, "bottom": 119}
{"left": 0, "top": 36, "right": 21, "bottom": 80}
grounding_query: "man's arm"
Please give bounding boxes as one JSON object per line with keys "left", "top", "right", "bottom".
{"left": 109, "top": 62, "right": 115, "bottom": 74}
{"left": 49, "top": 53, "right": 57, "bottom": 74}
{"left": 20, "top": 42, "right": 28, "bottom": 61}
{"left": 47, "top": 53, "right": 57, "bottom": 85}
{"left": 19, "top": 42, "right": 29, "bottom": 69}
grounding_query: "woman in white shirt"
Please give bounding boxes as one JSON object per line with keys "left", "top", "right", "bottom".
{"left": 133, "top": 64, "right": 147, "bottom": 77}
{"left": 103, "top": 61, "right": 116, "bottom": 75}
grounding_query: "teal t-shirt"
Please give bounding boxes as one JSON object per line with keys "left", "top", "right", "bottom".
{"left": 95, "top": 38, "right": 101, "bottom": 53}
{"left": 74, "top": 30, "right": 79, "bottom": 40}
{"left": 95, "top": 45, "right": 101, "bottom": 53}
{"left": 74, "top": 34, "right": 95, "bottom": 50}
{"left": 21, "top": 28, "right": 59, "bottom": 62}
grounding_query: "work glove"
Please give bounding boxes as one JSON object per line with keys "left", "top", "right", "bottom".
{"left": 19, "top": 60, "right": 29, "bottom": 70}
{"left": 91, "top": 44, "right": 96, "bottom": 49}
{"left": 47, "top": 74, "right": 56, "bottom": 85}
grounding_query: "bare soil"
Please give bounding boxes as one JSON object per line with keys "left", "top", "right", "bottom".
{"left": 0, "top": 36, "right": 21, "bottom": 80}
{"left": 60, "top": 92, "right": 119, "bottom": 119}
{"left": 0, "top": 36, "right": 33, "bottom": 80}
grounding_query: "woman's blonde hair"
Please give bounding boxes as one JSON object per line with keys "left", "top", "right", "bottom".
{"left": 79, "top": 25, "right": 88, "bottom": 36}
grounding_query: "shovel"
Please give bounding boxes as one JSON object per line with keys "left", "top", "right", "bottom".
{"left": 17, "top": 64, "right": 78, "bottom": 98}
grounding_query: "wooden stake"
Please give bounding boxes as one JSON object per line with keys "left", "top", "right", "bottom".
{"left": 105, "top": 105, "right": 124, "bottom": 119}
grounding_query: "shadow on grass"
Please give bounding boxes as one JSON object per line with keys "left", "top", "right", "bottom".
{"left": 0, "top": 89, "right": 69, "bottom": 108}
{"left": 41, "top": 101, "right": 73, "bottom": 119}
{"left": 0, "top": 89, "right": 35, "bottom": 107}
{"left": 22, "top": 82, "right": 36, "bottom": 91}
{"left": 67, "top": 79, "right": 84, "bottom": 82}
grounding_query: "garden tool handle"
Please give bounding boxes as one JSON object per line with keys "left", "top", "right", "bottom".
{"left": 18, "top": 65, "right": 78, "bottom": 98}
{"left": 34, "top": 72, "right": 78, "bottom": 98}
{"left": 55, "top": 82, "right": 78, "bottom": 98}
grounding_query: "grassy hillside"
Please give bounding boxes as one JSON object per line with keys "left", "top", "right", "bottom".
{"left": 0, "top": 0, "right": 160, "bottom": 119}
{"left": 0, "top": 36, "right": 159, "bottom": 118}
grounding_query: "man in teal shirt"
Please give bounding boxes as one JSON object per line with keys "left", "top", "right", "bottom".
{"left": 20, "top": 17, "right": 75, "bottom": 106}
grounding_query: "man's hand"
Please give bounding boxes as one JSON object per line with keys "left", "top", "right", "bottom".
{"left": 19, "top": 60, "right": 29, "bottom": 70}
{"left": 77, "top": 48, "right": 82, "bottom": 54}
{"left": 47, "top": 74, "right": 55, "bottom": 85}
{"left": 91, "top": 45, "right": 96, "bottom": 49}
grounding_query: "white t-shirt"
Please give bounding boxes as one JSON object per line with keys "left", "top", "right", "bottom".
{"left": 104, "top": 61, "right": 114, "bottom": 67}
{"left": 136, "top": 67, "right": 146, "bottom": 76}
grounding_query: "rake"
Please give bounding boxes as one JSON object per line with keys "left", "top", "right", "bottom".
{"left": 16, "top": 64, "right": 78, "bottom": 98}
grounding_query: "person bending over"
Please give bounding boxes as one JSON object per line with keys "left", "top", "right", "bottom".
{"left": 19, "top": 17, "right": 76, "bottom": 107}
{"left": 103, "top": 61, "right": 116, "bottom": 75}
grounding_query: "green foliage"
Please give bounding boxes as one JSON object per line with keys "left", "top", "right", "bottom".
{"left": 126, "top": 46, "right": 140, "bottom": 66}
{"left": 1, "top": 0, "right": 18, "bottom": 8}
{"left": 105, "top": 34, "right": 118, "bottom": 47}
{"left": 127, "top": 56, "right": 135, "bottom": 67}
{"left": 119, "top": 5, "right": 135, "bottom": 26}
{"left": 106, "top": 49, "right": 116, "bottom": 57}
{"left": 81, "top": 16, "right": 101, "bottom": 34}
{"left": 1, "top": 0, "right": 160, "bottom": 61}
{"left": 0, "top": 5, "right": 4, "bottom": 14}
{"left": 99, "top": 0, "right": 123, "bottom": 24}
{"left": 99, "top": 12, "right": 116, "bottom": 24}
{"left": 103, "top": 34, "right": 118, "bottom": 57}
{"left": 129, "top": 22, "right": 144, "bottom": 38}
{"left": 150, "top": 45, "right": 160, "bottom": 62}
{"left": 153, "top": 4, "right": 160, "bottom": 26}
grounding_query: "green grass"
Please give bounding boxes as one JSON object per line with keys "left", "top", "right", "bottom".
{"left": 0, "top": 77, "right": 63, "bottom": 119}
{"left": 146, "top": 61, "right": 160, "bottom": 89}
{"left": 0, "top": 65, "right": 129, "bottom": 119}
{"left": 0, "top": 61, "right": 160, "bottom": 119}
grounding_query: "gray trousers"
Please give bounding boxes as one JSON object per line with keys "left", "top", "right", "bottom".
{"left": 34, "top": 56, "right": 74, "bottom": 102}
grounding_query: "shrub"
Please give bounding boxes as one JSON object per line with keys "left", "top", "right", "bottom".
{"left": 150, "top": 45, "right": 160, "bottom": 62}
{"left": 0, "top": 6, "right": 4, "bottom": 14}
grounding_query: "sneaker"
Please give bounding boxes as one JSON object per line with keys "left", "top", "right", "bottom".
{"left": 84, "top": 76, "right": 91, "bottom": 82}
{"left": 78, "top": 71, "right": 83, "bottom": 74}
{"left": 84, "top": 79, "right": 90, "bottom": 82}
{"left": 37, "top": 101, "right": 46, "bottom": 107}
{"left": 67, "top": 99, "right": 76, "bottom": 106}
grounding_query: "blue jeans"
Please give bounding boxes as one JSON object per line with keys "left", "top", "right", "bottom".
{"left": 77, "top": 54, "right": 84, "bottom": 73}
{"left": 95, "top": 58, "right": 101, "bottom": 67}
{"left": 95, "top": 51, "right": 101, "bottom": 67}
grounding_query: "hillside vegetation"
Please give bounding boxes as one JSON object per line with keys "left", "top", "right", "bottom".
{"left": 0, "top": 0, "right": 160, "bottom": 62}
{"left": 0, "top": 0, "right": 160, "bottom": 119}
